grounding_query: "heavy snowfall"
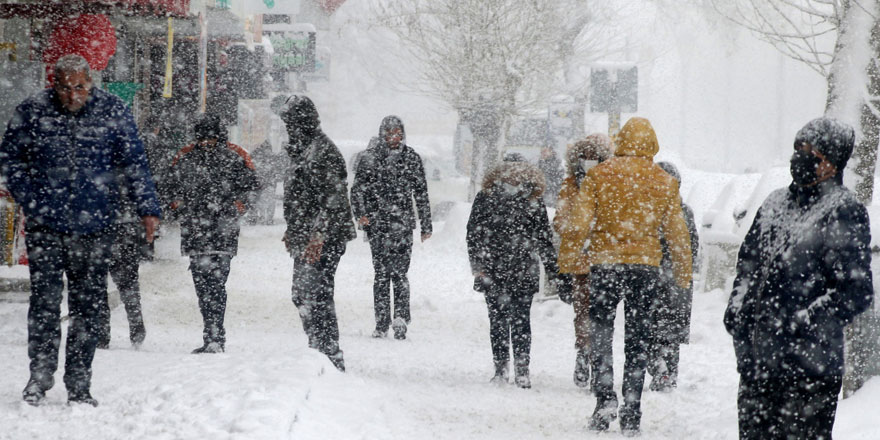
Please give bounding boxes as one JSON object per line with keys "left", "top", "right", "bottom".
{"left": 3, "top": 0, "right": 880, "bottom": 439}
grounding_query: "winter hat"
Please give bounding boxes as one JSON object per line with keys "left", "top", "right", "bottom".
{"left": 794, "top": 117, "right": 855, "bottom": 170}
{"left": 193, "top": 114, "right": 227, "bottom": 144}
{"left": 275, "top": 94, "right": 321, "bottom": 136}
{"left": 567, "top": 133, "right": 614, "bottom": 176}
{"left": 379, "top": 115, "right": 406, "bottom": 145}
{"left": 614, "top": 117, "right": 659, "bottom": 158}
{"left": 656, "top": 161, "right": 681, "bottom": 183}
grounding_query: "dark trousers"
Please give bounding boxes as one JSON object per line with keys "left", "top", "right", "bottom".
{"left": 98, "top": 223, "right": 146, "bottom": 342}
{"left": 738, "top": 374, "right": 842, "bottom": 440}
{"left": 292, "top": 241, "right": 345, "bottom": 357}
{"left": 24, "top": 224, "right": 114, "bottom": 394}
{"left": 189, "top": 254, "right": 232, "bottom": 346}
{"left": 368, "top": 230, "right": 413, "bottom": 331}
{"left": 589, "top": 265, "right": 660, "bottom": 430}
{"left": 484, "top": 284, "right": 534, "bottom": 367}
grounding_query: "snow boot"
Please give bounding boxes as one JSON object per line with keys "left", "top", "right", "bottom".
{"left": 371, "top": 328, "right": 388, "bottom": 338}
{"left": 192, "top": 342, "right": 224, "bottom": 354}
{"left": 392, "top": 317, "right": 407, "bottom": 340}
{"left": 67, "top": 389, "right": 99, "bottom": 407}
{"left": 328, "top": 349, "right": 346, "bottom": 372}
{"left": 588, "top": 397, "right": 619, "bottom": 432}
{"left": 619, "top": 404, "right": 641, "bottom": 437}
{"left": 22, "top": 377, "right": 53, "bottom": 406}
{"left": 122, "top": 291, "right": 146, "bottom": 346}
{"left": 490, "top": 360, "right": 509, "bottom": 385}
{"left": 573, "top": 349, "right": 590, "bottom": 389}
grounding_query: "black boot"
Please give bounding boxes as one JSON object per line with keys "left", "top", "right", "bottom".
{"left": 122, "top": 290, "right": 146, "bottom": 346}
{"left": 490, "top": 360, "right": 509, "bottom": 384}
{"left": 22, "top": 377, "right": 53, "bottom": 406}
{"left": 588, "top": 396, "right": 619, "bottom": 432}
{"left": 328, "top": 349, "right": 346, "bottom": 372}
{"left": 514, "top": 360, "right": 531, "bottom": 389}
{"left": 68, "top": 389, "right": 99, "bottom": 407}
{"left": 574, "top": 349, "right": 590, "bottom": 389}
{"left": 192, "top": 342, "right": 224, "bottom": 354}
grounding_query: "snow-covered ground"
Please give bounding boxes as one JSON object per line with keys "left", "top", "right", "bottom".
{"left": 1, "top": 192, "right": 879, "bottom": 440}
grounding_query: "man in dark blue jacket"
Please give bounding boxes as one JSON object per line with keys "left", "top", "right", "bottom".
{"left": 724, "top": 117, "right": 874, "bottom": 440}
{"left": 0, "top": 54, "right": 161, "bottom": 407}
{"left": 350, "top": 116, "right": 432, "bottom": 340}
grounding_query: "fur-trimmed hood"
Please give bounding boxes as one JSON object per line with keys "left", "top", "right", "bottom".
{"left": 565, "top": 133, "right": 614, "bottom": 176}
{"left": 482, "top": 160, "right": 546, "bottom": 200}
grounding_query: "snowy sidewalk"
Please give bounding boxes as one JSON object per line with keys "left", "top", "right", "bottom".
{"left": 0, "top": 218, "right": 878, "bottom": 439}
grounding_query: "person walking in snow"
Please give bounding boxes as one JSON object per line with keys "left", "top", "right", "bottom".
{"left": 645, "top": 161, "right": 699, "bottom": 392}
{"left": 167, "top": 114, "right": 260, "bottom": 354}
{"left": 538, "top": 145, "right": 563, "bottom": 207}
{"left": 247, "top": 140, "right": 283, "bottom": 225}
{"left": 562, "top": 117, "right": 692, "bottom": 436}
{"left": 350, "top": 116, "right": 432, "bottom": 340}
{"left": 466, "top": 158, "right": 572, "bottom": 389}
{"left": 553, "top": 133, "right": 614, "bottom": 390}
{"left": 0, "top": 54, "right": 161, "bottom": 406}
{"left": 278, "top": 95, "right": 356, "bottom": 372}
{"left": 724, "top": 117, "right": 873, "bottom": 440}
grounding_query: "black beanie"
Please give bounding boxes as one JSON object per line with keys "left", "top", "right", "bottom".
{"left": 193, "top": 114, "right": 227, "bottom": 144}
{"left": 794, "top": 117, "right": 855, "bottom": 170}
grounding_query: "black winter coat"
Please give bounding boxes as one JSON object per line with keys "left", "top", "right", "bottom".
{"left": 724, "top": 181, "right": 873, "bottom": 379}
{"left": 168, "top": 142, "right": 259, "bottom": 256}
{"left": 283, "top": 131, "right": 357, "bottom": 254}
{"left": 350, "top": 142, "right": 432, "bottom": 236}
{"left": 466, "top": 187, "right": 561, "bottom": 296}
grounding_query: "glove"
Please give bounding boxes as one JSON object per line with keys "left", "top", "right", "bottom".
{"left": 552, "top": 273, "right": 574, "bottom": 305}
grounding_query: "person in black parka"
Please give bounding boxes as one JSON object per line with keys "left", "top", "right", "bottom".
{"left": 724, "top": 117, "right": 874, "bottom": 440}
{"left": 279, "top": 95, "right": 357, "bottom": 372}
{"left": 646, "top": 161, "right": 699, "bottom": 392}
{"left": 350, "top": 116, "right": 432, "bottom": 340}
{"left": 466, "top": 159, "right": 572, "bottom": 389}
{"left": 167, "top": 114, "right": 260, "bottom": 354}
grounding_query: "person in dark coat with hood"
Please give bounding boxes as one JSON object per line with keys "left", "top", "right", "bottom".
{"left": 0, "top": 55, "right": 161, "bottom": 406}
{"left": 466, "top": 160, "right": 572, "bottom": 389}
{"left": 724, "top": 117, "right": 873, "bottom": 440}
{"left": 278, "top": 95, "right": 357, "bottom": 372}
{"left": 646, "top": 161, "right": 699, "bottom": 392}
{"left": 350, "top": 116, "right": 432, "bottom": 340}
{"left": 167, "top": 114, "right": 260, "bottom": 354}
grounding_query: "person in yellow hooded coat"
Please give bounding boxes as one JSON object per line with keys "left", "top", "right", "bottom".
{"left": 561, "top": 117, "right": 692, "bottom": 436}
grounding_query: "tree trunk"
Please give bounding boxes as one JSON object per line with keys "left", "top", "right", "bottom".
{"left": 825, "top": 0, "right": 880, "bottom": 398}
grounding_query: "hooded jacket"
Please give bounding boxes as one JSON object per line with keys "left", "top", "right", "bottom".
{"left": 725, "top": 119, "right": 872, "bottom": 379}
{"left": 282, "top": 99, "right": 357, "bottom": 254}
{"left": 0, "top": 87, "right": 161, "bottom": 234}
{"left": 466, "top": 161, "right": 560, "bottom": 294}
{"left": 554, "top": 134, "right": 614, "bottom": 273}
{"left": 350, "top": 116, "right": 432, "bottom": 236}
{"left": 562, "top": 117, "right": 693, "bottom": 288}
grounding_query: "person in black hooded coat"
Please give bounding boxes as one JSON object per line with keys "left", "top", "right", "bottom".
{"left": 350, "top": 115, "right": 432, "bottom": 340}
{"left": 167, "top": 114, "right": 260, "bottom": 354}
{"left": 466, "top": 159, "right": 572, "bottom": 389}
{"left": 278, "top": 95, "right": 357, "bottom": 372}
{"left": 724, "top": 117, "right": 873, "bottom": 440}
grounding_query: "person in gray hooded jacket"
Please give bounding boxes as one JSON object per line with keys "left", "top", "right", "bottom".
{"left": 278, "top": 95, "right": 356, "bottom": 371}
{"left": 350, "top": 116, "right": 432, "bottom": 340}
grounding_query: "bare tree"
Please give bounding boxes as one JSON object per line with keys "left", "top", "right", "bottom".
{"left": 365, "top": 0, "right": 627, "bottom": 194}
{"left": 710, "top": 0, "right": 880, "bottom": 396}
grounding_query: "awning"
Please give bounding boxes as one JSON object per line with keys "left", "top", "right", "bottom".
{"left": 0, "top": 0, "right": 191, "bottom": 19}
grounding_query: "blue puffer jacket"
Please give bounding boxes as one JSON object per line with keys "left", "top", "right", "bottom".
{"left": 724, "top": 181, "right": 874, "bottom": 379}
{"left": 0, "top": 88, "right": 161, "bottom": 234}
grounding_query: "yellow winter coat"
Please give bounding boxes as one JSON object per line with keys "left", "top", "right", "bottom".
{"left": 562, "top": 117, "right": 693, "bottom": 288}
